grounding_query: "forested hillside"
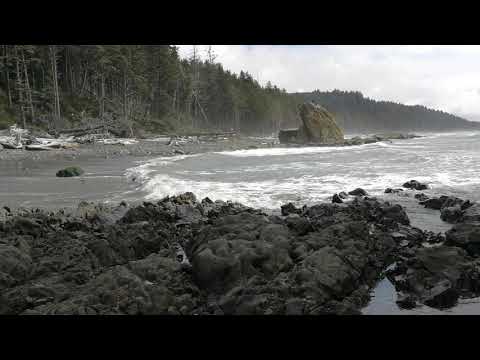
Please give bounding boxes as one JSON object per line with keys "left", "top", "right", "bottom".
{"left": 293, "top": 90, "right": 480, "bottom": 133}
{"left": 1, "top": 45, "right": 478, "bottom": 137}
{"left": 0, "top": 45, "right": 296, "bottom": 135}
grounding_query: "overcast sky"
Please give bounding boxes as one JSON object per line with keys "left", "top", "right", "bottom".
{"left": 177, "top": 45, "right": 480, "bottom": 122}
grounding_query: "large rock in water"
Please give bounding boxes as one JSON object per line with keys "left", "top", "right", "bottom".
{"left": 298, "top": 102, "right": 344, "bottom": 144}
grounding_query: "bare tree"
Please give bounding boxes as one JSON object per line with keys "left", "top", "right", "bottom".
{"left": 49, "top": 45, "right": 61, "bottom": 127}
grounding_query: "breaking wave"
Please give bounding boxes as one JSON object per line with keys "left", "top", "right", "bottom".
{"left": 126, "top": 131, "right": 480, "bottom": 209}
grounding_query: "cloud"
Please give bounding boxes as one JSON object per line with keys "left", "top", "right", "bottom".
{"left": 176, "top": 45, "right": 480, "bottom": 121}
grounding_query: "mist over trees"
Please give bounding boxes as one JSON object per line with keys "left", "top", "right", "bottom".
{"left": 0, "top": 45, "right": 296, "bottom": 135}
{"left": 293, "top": 90, "right": 480, "bottom": 133}
{"left": 0, "top": 45, "right": 478, "bottom": 136}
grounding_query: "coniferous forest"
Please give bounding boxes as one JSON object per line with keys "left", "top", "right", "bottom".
{"left": 0, "top": 45, "right": 478, "bottom": 135}
{"left": 294, "top": 90, "right": 480, "bottom": 133}
{"left": 0, "top": 45, "right": 297, "bottom": 135}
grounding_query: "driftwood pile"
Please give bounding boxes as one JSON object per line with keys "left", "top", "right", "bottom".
{"left": 0, "top": 120, "right": 138, "bottom": 151}
{"left": 0, "top": 125, "right": 77, "bottom": 151}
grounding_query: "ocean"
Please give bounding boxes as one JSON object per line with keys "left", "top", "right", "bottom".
{"left": 125, "top": 131, "right": 480, "bottom": 314}
{"left": 2, "top": 130, "right": 479, "bottom": 314}
{"left": 128, "top": 131, "right": 480, "bottom": 216}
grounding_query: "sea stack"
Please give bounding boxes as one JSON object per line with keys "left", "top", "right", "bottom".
{"left": 298, "top": 102, "right": 344, "bottom": 144}
{"left": 278, "top": 102, "right": 344, "bottom": 144}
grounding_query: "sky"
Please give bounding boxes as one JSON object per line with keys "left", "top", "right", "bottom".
{"left": 176, "top": 45, "right": 480, "bottom": 122}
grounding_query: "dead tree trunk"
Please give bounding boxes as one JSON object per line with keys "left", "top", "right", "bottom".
{"left": 49, "top": 45, "right": 61, "bottom": 127}
{"left": 100, "top": 72, "right": 105, "bottom": 119}
{"left": 14, "top": 46, "right": 26, "bottom": 128}
{"left": 3, "top": 46, "right": 13, "bottom": 107}
{"left": 22, "top": 50, "right": 35, "bottom": 123}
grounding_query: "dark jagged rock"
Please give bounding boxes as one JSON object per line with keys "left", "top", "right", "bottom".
{"left": 56, "top": 166, "right": 85, "bottom": 177}
{"left": 403, "top": 180, "right": 428, "bottom": 190}
{"left": 460, "top": 203, "right": 480, "bottom": 224}
{"left": 281, "top": 203, "right": 301, "bottom": 216}
{"left": 419, "top": 195, "right": 468, "bottom": 211}
{"left": 387, "top": 246, "right": 480, "bottom": 309}
{"left": 285, "top": 214, "right": 313, "bottom": 236}
{"left": 385, "top": 188, "right": 403, "bottom": 194}
{"left": 332, "top": 194, "right": 343, "bottom": 203}
{"left": 443, "top": 196, "right": 467, "bottom": 209}
{"left": 396, "top": 293, "right": 417, "bottom": 309}
{"left": 0, "top": 192, "right": 433, "bottom": 315}
{"left": 441, "top": 205, "right": 464, "bottom": 223}
{"left": 0, "top": 244, "right": 32, "bottom": 289}
{"left": 414, "top": 193, "right": 429, "bottom": 202}
{"left": 420, "top": 197, "right": 446, "bottom": 210}
{"left": 445, "top": 224, "right": 480, "bottom": 256}
{"left": 424, "top": 231, "right": 445, "bottom": 244}
{"left": 338, "top": 191, "right": 348, "bottom": 199}
{"left": 348, "top": 188, "right": 368, "bottom": 196}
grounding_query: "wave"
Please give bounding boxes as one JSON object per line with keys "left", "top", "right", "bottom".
{"left": 122, "top": 131, "right": 480, "bottom": 209}
{"left": 418, "top": 130, "right": 480, "bottom": 140}
{"left": 215, "top": 142, "right": 384, "bottom": 158}
{"left": 138, "top": 172, "right": 426, "bottom": 209}
{"left": 125, "top": 153, "right": 200, "bottom": 182}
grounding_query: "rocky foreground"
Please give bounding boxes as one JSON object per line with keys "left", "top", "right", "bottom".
{"left": 2, "top": 186, "right": 479, "bottom": 315}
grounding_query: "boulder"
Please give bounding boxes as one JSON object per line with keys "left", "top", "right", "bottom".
{"left": 385, "top": 188, "right": 404, "bottom": 194}
{"left": 338, "top": 192, "right": 348, "bottom": 199}
{"left": 420, "top": 197, "right": 446, "bottom": 210}
{"left": 419, "top": 195, "right": 468, "bottom": 211}
{"left": 0, "top": 245, "right": 32, "bottom": 289}
{"left": 443, "top": 196, "right": 468, "bottom": 209}
{"left": 387, "top": 246, "right": 480, "bottom": 309}
{"left": 298, "top": 102, "right": 344, "bottom": 144}
{"left": 461, "top": 203, "right": 480, "bottom": 224}
{"left": 445, "top": 223, "right": 480, "bottom": 256}
{"left": 348, "top": 188, "right": 368, "bottom": 196}
{"left": 403, "top": 180, "right": 428, "bottom": 190}
{"left": 284, "top": 214, "right": 313, "bottom": 236}
{"left": 441, "top": 205, "right": 464, "bottom": 223}
{"left": 56, "top": 166, "right": 84, "bottom": 177}
{"left": 396, "top": 293, "right": 417, "bottom": 309}
{"left": 332, "top": 194, "right": 343, "bottom": 204}
{"left": 281, "top": 203, "right": 301, "bottom": 216}
{"left": 379, "top": 203, "right": 410, "bottom": 226}
{"left": 294, "top": 246, "right": 361, "bottom": 298}
{"left": 414, "top": 193, "right": 429, "bottom": 202}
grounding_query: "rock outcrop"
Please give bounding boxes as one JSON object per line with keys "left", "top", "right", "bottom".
{"left": 0, "top": 193, "right": 420, "bottom": 315}
{"left": 298, "top": 103, "right": 344, "bottom": 144}
{"left": 278, "top": 102, "right": 344, "bottom": 144}
{"left": 387, "top": 246, "right": 480, "bottom": 309}
{"left": 402, "top": 180, "right": 429, "bottom": 191}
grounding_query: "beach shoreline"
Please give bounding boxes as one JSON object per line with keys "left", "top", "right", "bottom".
{"left": 0, "top": 136, "right": 277, "bottom": 210}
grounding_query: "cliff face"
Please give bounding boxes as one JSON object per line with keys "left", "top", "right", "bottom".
{"left": 298, "top": 102, "right": 344, "bottom": 144}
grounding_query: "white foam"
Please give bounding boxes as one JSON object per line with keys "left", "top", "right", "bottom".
{"left": 123, "top": 132, "right": 480, "bottom": 210}
{"left": 125, "top": 153, "right": 200, "bottom": 182}
{"left": 139, "top": 171, "right": 420, "bottom": 210}
{"left": 215, "top": 142, "right": 380, "bottom": 158}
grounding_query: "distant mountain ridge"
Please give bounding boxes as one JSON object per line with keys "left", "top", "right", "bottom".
{"left": 291, "top": 90, "right": 480, "bottom": 133}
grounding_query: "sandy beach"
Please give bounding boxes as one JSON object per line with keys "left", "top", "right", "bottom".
{"left": 0, "top": 136, "right": 276, "bottom": 210}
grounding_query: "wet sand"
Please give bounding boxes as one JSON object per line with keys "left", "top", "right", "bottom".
{"left": 0, "top": 137, "right": 275, "bottom": 210}
{"left": 0, "top": 155, "right": 147, "bottom": 210}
